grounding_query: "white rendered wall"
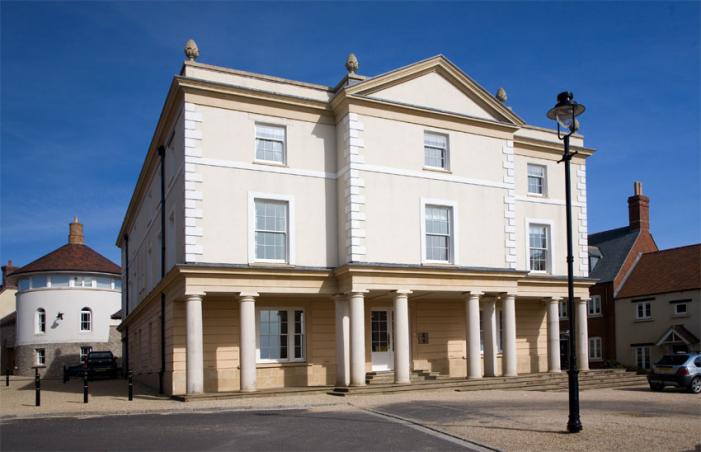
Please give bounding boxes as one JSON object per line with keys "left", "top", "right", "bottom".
{"left": 186, "top": 103, "right": 338, "bottom": 267}
{"left": 123, "top": 107, "right": 184, "bottom": 315}
{"left": 16, "top": 282, "right": 121, "bottom": 346}
{"left": 367, "top": 71, "right": 497, "bottom": 121}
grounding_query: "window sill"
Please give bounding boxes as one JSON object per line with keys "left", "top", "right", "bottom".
{"left": 249, "top": 261, "right": 293, "bottom": 268}
{"left": 588, "top": 314, "right": 603, "bottom": 318}
{"left": 422, "top": 166, "right": 451, "bottom": 174}
{"left": 528, "top": 270, "right": 551, "bottom": 276}
{"left": 526, "top": 193, "right": 548, "bottom": 198}
{"left": 422, "top": 261, "right": 456, "bottom": 267}
{"left": 634, "top": 318, "right": 654, "bottom": 323}
{"left": 253, "top": 160, "right": 287, "bottom": 168}
{"left": 589, "top": 358, "right": 603, "bottom": 362}
{"left": 672, "top": 314, "right": 689, "bottom": 318}
{"left": 255, "top": 362, "right": 309, "bottom": 368}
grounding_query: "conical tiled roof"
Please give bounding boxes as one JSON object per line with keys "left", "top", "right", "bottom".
{"left": 12, "top": 243, "right": 121, "bottom": 276}
{"left": 11, "top": 218, "right": 121, "bottom": 276}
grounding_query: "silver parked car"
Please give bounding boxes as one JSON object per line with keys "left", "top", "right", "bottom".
{"left": 648, "top": 352, "right": 701, "bottom": 393}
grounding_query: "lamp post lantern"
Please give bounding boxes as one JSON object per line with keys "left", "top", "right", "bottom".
{"left": 547, "top": 91, "right": 586, "bottom": 433}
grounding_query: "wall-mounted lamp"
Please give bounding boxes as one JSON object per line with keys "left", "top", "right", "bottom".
{"left": 56, "top": 312, "right": 64, "bottom": 320}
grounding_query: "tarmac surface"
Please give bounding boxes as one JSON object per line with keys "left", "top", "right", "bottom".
{"left": 1, "top": 376, "right": 700, "bottom": 451}
{"left": 1, "top": 407, "right": 481, "bottom": 451}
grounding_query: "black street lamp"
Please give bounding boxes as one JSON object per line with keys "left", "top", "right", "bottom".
{"left": 547, "top": 91, "right": 586, "bottom": 434}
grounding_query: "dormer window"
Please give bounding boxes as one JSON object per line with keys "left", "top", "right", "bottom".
{"left": 589, "top": 255, "right": 600, "bottom": 271}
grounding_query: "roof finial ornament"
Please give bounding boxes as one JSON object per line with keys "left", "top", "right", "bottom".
{"left": 185, "top": 39, "right": 200, "bottom": 62}
{"left": 496, "top": 87, "right": 507, "bottom": 103}
{"left": 345, "top": 53, "right": 359, "bottom": 75}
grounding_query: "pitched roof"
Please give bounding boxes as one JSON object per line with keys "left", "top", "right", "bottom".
{"left": 12, "top": 244, "right": 121, "bottom": 276}
{"left": 588, "top": 226, "right": 640, "bottom": 283}
{"left": 617, "top": 244, "right": 701, "bottom": 299}
{"left": 656, "top": 325, "right": 700, "bottom": 346}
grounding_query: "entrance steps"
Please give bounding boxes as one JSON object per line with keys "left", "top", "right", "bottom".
{"left": 365, "top": 370, "right": 446, "bottom": 385}
{"left": 330, "top": 369, "right": 647, "bottom": 396}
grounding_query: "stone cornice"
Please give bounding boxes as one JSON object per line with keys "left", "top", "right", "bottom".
{"left": 514, "top": 135, "right": 595, "bottom": 159}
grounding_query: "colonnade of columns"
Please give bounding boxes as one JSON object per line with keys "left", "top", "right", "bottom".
{"left": 182, "top": 291, "right": 590, "bottom": 394}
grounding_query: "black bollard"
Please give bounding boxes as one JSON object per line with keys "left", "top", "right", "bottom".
{"left": 128, "top": 371, "right": 133, "bottom": 401}
{"left": 63, "top": 365, "right": 68, "bottom": 384}
{"left": 83, "top": 370, "right": 88, "bottom": 404}
{"left": 6, "top": 368, "right": 9, "bottom": 386}
{"left": 35, "top": 368, "right": 40, "bottom": 407}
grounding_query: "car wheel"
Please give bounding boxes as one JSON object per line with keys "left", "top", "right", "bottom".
{"left": 650, "top": 383, "right": 664, "bottom": 392}
{"left": 689, "top": 377, "right": 701, "bottom": 394}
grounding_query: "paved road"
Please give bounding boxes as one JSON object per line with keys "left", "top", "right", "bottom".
{"left": 0, "top": 408, "right": 480, "bottom": 451}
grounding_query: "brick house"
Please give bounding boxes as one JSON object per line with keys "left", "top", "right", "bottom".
{"left": 615, "top": 244, "right": 701, "bottom": 369}
{"left": 560, "top": 182, "right": 657, "bottom": 368}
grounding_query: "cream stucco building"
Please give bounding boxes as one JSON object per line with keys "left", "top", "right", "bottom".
{"left": 118, "top": 44, "right": 595, "bottom": 395}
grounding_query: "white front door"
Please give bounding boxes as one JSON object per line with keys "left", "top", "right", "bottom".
{"left": 371, "top": 309, "right": 394, "bottom": 371}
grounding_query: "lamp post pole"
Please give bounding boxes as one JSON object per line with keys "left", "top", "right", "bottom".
{"left": 562, "top": 133, "right": 582, "bottom": 433}
{"left": 547, "top": 91, "right": 585, "bottom": 434}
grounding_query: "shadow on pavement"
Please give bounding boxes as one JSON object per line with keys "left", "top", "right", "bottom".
{"left": 15, "top": 378, "right": 165, "bottom": 401}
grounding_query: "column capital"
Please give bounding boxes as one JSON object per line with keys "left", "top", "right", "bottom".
{"left": 392, "top": 289, "right": 413, "bottom": 296}
{"left": 499, "top": 292, "right": 517, "bottom": 300}
{"left": 543, "top": 297, "right": 561, "bottom": 305}
{"left": 575, "top": 297, "right": 588, "bottom": 305}
{"left": 333, "top": 293, "right": 348, "bottom": 302}
{"left": 349, "top": 290, "right": 369, "bottom": 297}
{"left": 462, "top": 291, "right": 484, "bottom": 299}
{"left": 184, "top": 293, "right": 204, "bottom": 302}
{"left": 238, "top": 291, "right": 259, "bottom": 301}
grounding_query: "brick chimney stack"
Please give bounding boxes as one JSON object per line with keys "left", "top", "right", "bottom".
{"left": 1, "top": 260, "right": 17, "bottom": 288}
{"left": 69, "top": 216, "right": 85, "bottom": 245}
{"left": 628, "top": 181, "right": 650, "bottom": 231}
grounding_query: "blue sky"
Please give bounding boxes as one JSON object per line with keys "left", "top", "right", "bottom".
{"left": 1, "top": 1, "right": 699, "bottom": 267}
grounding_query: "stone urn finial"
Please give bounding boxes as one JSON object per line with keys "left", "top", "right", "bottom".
{"left": 185, "top": 39, "right": 200, "bottom": 61}
{"left": 496, "top": 87, "right": 507, "bottom": 103}
{"left": 345, "top": 53, "right": 359, "bottom": 74}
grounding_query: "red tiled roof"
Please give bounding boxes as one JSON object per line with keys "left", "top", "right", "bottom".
{"left": 12, "top": 244, "right": 121, "bottom": 276}
{"left": 617, "top": 244, "right": 701, "bottom": 298}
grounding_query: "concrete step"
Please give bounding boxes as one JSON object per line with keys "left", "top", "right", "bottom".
{"left": 333, "top": 370, "right": 642, "bottom": 396}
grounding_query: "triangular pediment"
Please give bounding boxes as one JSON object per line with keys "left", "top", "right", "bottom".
{"left": 347, "top": 56, "right": 524, "bottom": 126}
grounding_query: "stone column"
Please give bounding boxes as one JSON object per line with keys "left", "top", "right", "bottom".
{"left": 349, "top": 291, "right": 366, "bottom": 386}
{"left": 239, "top": 292, "right": 258, "bottom": 392}
{"left": 546, "top": 298, "right": 562, "bottom": 373}
{"left": 393, "top": 290, "right": 412, "bottom": 384}
{"left": 576, "top": 298, "right": 589, "bottom": 371}
{"left": 502, "top": 293, "right": 517, "bottom": 377}
{"left": 483, "top": 298, "right": 498, "bottom": 377}
{"left": 465, "top": 292, "right": 482, "bottom": 379}
{"left": 334, "top": 294, "right": 350, "bottom": 387}
{"left": 185, "top": 294, "right": 204, "bottom": 394}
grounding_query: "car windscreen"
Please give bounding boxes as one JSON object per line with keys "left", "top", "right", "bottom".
{"left": 656, "top": 355, "right": 688, "bottom": 365}
{"left": 88, "top": 352, "right": 113, "bottom": 359}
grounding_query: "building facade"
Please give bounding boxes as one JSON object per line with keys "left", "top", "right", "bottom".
{"left": 118, "top": 44, "right": 595, "bottom": 395}
{"left": 564, "top": 182, "right": 658, "bottom": 368}
{"left": 13, "top": 219, "right": 122, "bottom": 377}
{"left": 0, "top": 261, "right": 18, "bottom": 373}
{"left": 615, "top": 244, "right": 701, "bottom": 369}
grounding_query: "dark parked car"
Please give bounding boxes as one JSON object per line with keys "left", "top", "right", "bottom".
{"left": 648, "top": 352, "right": 701, "bottom": 393}
{"left": 85, "top": 351, "right": 118, "bottom": 379}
